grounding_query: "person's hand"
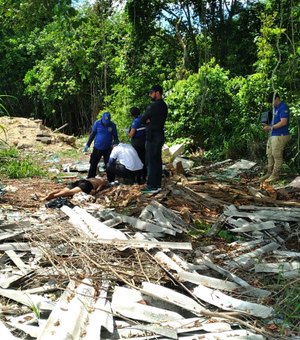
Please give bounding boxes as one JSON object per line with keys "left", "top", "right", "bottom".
{"left": 262, "top": 124, "right": 271, "bottom": 132}
{"left": 82, "top": 144, "right": 89, "bottom": 154}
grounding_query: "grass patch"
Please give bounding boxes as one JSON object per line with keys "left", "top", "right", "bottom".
{"left": 57, "top": 148, "right": 81, "bottom": 160}
{"left": 262, "top": 275, "right": 300, "bottom": 336}
{"left": 218, "top": 230, "right": 237, "bottom": 242}
{"left": 0, "top": 147, "right": 46, "bottom": 178}
{"left": 188, "top": 220, "right": 212, "bottom": 238}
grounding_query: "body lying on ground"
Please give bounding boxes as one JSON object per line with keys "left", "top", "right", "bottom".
{"left": 43, "top": 177, "right": 107, "bottom": 201}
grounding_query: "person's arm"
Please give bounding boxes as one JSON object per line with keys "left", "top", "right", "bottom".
{"left": 107, "top": 147, "right": 117, "bottom": 166}
{"left": 112, "top": 124, "right": 119, "bottom": 144}
{"left": 128, "top": 127, "right": 136, "bottom": 138}
{"left": 263, "top": 118, "right": 288, "bottom": 131}
{"left": 91, "top": 180, "right": 108, "bottom": 194}
{"left": 44, "top": 187, "right": 82, "bottom": 200}
{"left": 83, "top": 122, "right": 97, "bottom": 152}
{"left": 86, "top": 130, "right": 96, "bottom": 147}
{"left": 139, "top": 105, "right": 152, "bottom": 124}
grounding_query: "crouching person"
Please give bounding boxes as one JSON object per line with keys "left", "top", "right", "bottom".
{"left": 106, "top": 143, "right": 144, "bottom": 184}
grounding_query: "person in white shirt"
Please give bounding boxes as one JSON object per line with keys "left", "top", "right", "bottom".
{"left": 106, "top": 143, "right": 144, "bottom": 184}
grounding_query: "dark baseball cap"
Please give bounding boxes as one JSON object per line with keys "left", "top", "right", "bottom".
{"left": 101, "top": 111, "right": 111, "bottom": 125}
{"left": 149, "top": 85, "right": 163, "bottom": 94}
{"left": 267, "top": 92, "right": 279, "bottom": 103}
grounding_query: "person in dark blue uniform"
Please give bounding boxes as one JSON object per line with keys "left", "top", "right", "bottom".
{"left": 83, "top": 112, "right": 119, "bottom": 182}
{"left": 139, "top": 85, "right": 168, "bottom": 194}
{"left": 128, "top": 106, "right": 146, "bottom": 182}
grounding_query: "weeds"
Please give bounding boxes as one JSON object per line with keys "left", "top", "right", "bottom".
{"left": 0, "top": 147, "right": 45, "bottom": 178}
{"left": 262, "top": 275, "right": 300, "bottom": 336}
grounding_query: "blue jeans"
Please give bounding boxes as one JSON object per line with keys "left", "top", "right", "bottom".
{"left": 145, "top": 132, "right": 164, "bottom": 188}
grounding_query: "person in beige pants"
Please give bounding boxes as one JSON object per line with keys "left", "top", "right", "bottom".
{"left": 260, "top": 92, "right": 291, "bottom": 182}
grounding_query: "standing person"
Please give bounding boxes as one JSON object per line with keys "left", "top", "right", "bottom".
{"left": 139, "top": 85, "right": 168, "bottom": 194}
{"left": 106, "top": 143, "right": 144, "bottom": 184}
{"left": 260, "top": 92, "right": 291, "bottom": 182}
{"left": 128, "top": 106, "right": 146, "bottom": 182}
{"left": 83, "top": 111, "right": 119, "bottom": 182}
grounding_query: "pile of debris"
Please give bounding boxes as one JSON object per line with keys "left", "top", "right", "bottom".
{"left": 0, "top": 142, "right": 299, "bottom": 339}
{"left": 0, "top": 116, "right": 76, "bottom": 151}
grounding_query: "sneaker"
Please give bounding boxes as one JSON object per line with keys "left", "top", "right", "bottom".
{"left": 45, "top": 197, "right": 74, "bottom": 209}
{"left": 140, "top": 187, "right": 161, "bottom": 194}
{"left": 109, "top": 181, "right": 119, "bottom": 187}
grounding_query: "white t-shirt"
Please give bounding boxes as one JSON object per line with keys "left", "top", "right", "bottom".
{"left": 110, "top": 143, "right": 143, "bottom": 171}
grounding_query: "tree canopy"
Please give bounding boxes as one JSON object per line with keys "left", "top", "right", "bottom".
{"left": 0, "top": 0, "right": 299, "bottom": 164}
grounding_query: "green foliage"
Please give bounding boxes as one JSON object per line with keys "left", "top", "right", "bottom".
{"left": 0, "top": 0, "right": 299, "bottom": 163}
{"left": 188, "top": 220, "right": 212, "bottom": 238}
{"left": 218, "top": 230, "right": 237, "bottom": 243}
{"left": 262, "top": 275, "right": 300, "bottom": 335}
{"left": 0, "top": 148, "right": 45, "bottom": 179}
{"left": 165, "top": 60, "right": 232, "bottom": 152}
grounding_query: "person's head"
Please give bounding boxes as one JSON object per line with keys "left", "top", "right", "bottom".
{"left": 149, "top": 85, "right": 163, "bottom": 101}
{"left": 267, "top": 92, "right": 281, "bottom": 106}
{"left": 101, "top": 111, "right": 111, "bottom": 126}
{"left": 130, "top": 106, "right": 141, "bottom": 118}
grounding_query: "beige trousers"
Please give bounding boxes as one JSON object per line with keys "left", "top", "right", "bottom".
{"left": 266, "top": 135, "right": 291, "bottom": 173}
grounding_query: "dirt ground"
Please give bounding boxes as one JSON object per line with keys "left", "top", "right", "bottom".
{"left": 0, "top": 116, "right": 299, "bottom": 219}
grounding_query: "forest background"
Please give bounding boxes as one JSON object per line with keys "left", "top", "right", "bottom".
{"left": 0, "top": 0, "right": 299, "bottom": 166}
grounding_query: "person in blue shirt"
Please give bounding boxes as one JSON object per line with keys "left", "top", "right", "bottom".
{"left": 260, "top": 92, "right": 291, "bottom": 182}
{"left": 128, "top": 107, "right": 146, "bottom": 182}
{"left": 83, "top": 111, "right": 119, "bottom": 181}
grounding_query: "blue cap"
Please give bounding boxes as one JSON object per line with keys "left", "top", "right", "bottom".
{"left": 101, "top": 111, "right": 111, "bottom": 124}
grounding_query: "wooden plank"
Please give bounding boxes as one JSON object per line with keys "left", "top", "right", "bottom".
{"left": 0, "top": 230, "right": 25, "bottom": 241}
{"left": 0, "top": 320, "right": 19, "bottom": 340}
{"left": 111, "top": 286, "right": 184, "bottom": 323}
{"left": 144, "top": 204, "right": 182, "bottom": 233}
{"left": 238, "top": 205, "right": 300, "bottom": 213}
{"left": 206, "top": 214, "right": 227, "bottom": 236}
{"left": 61, "top": 205, "right": 127, "bottom": 240}
{"left": 149, "top": 200, "right": 188, "bottom": 230}
{"left": 118, "top": 214, "right": 177, "bottom": 236}
{"left": 85, "top": 280, "right": 114, "bottom": 339}
{"left": 0, "top": 270, "right": 33, "bottom": 289}
{"left": 0, "top": 287, "right": 51, "bottom": 308}
{"left": 38, "top": 279, "right": 95, "bottom": 340}
{"left": 273, "top": 250, "right": 300, "bottom": 258}
{"left": 224, "top": 205, "right": 300, "bottom": 221}
{"left": 0, "top": 221, "right": 31, "bottom": 230}
{"left": 228, "top": 242, "right": 280, "bottom": 269}
{"left": 255, "top": 262, "right": 300, "bottom": 278}
{"left": 193, "top": 284, "right": 274, "bottom": 318}
{"left": 69, "top": 237, "right": 192, "bottom": 250}
{"left": 227, "top": 218, "right": 276, "bottom": 233}
{"left": 178, "top": 271, "right": 244, "bottom": 292}
{"left": 199, "top": 255, "right": 270, "bottom": 298}
{"left": 0, "top": 243, "right": 31, "bottom": 251}
{"left": 141, "top": 282, "right": 206, "bottom": 316}
{"left": 5, "top": 250, "right": 30, "bottom": 274}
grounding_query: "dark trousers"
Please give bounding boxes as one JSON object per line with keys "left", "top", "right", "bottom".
{"left": 106, "top": 162, "right": 142, "bottom": 184}
{"left": 87, "top": 147, "right": 115, "bottom": 182}
{"left": 132, "top": 139, "right": 147, "bottom": 180}
{"left": 145, "top": 132, "right": 164, "bottom": 189}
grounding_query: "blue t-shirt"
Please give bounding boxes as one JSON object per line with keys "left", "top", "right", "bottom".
{"left": 271, "top": 101, "right": 289, "bottom": 136}
{"left": 91, "top": 119, "right": 118, "bottom": 150}
{"left": 131, "top": 115, "right": 146, "bottom": 140}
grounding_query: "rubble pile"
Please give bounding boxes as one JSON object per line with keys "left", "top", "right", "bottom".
{"left": 0, "top": 147, "right": 299, "bottom": 339}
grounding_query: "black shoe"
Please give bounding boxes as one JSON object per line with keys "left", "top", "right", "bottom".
{"left": 45, "top": 197, "right": 74, "bottom": 209}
